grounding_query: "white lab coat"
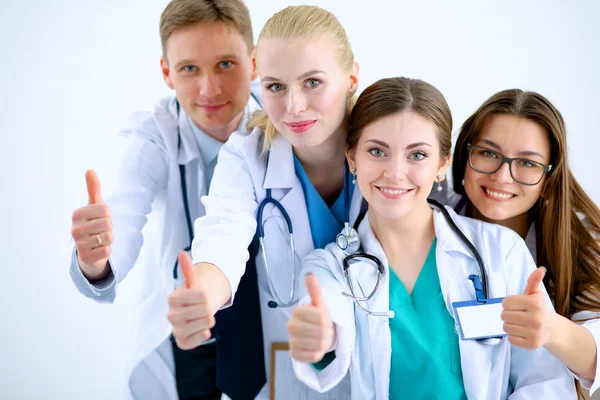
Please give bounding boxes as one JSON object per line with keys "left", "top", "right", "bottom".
{"left": 192, "top": 128, "right": 358, "bottom": 399}
{"left": 448, "top": 188, "right": 600, "bottom": 395}
{"left": 69, "top": 84, "right": 262, "bottom": 400}
{"left": 291, "top": 206, "right": 577, "bottom": 400}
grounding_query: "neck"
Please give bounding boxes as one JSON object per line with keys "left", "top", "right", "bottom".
{"left": 472, "top": 207, "right": 531, "bottom": 239}
{"left": 191, "top": 110, "right": 244, "bottom": 143}
{"left": 369, "top": 202, "right": 435, "bottom": 256}
{"left": 293, "top": 120, "right": 348, "bottom": 174}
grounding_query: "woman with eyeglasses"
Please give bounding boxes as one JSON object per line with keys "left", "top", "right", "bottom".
{"left": 449, "top": 89, "right": 600, "bottom": 396}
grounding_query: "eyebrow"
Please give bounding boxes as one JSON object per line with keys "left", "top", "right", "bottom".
{"left": 478, "top": 138, "right": 546, "bottom": 160}
{"left": 261, "top": 69, "right": 326, "bottom": 83}
{"left": 364, "top": 139, "right": 432, "bottom": 150}
{"left": 173, "top": 54, "right": 239, "bottom": 69}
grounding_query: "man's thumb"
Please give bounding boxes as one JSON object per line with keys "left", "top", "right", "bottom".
{"left": 85, "top": 170, "right": 103, "bottom": 204}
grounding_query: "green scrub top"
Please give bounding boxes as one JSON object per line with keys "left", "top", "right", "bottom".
{"left": 388, "top": 238, "right": 467, "bottom": 399}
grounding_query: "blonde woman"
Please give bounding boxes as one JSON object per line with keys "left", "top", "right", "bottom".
{"left": 168, "top": 5, "right": 360, "bottom": 399}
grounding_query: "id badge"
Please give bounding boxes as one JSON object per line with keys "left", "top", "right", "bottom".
{"left": 452, "top": 298, "right": 507, "bottom": 340}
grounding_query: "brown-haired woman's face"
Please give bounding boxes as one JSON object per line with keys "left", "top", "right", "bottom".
{"left": 347, "top": 111, "right": 449, "bottom": 221}
{"left": 463, "top": 114, "right": 551, "bottom": 223}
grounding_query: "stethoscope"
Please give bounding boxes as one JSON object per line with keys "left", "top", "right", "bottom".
{"left": 172, "top": 92, "right": 262, "bottom": 283}
{"left": 340, "top": 198, "right": 502, "bottom": 346}
{"left": 259, "top": 160, "right": 356, "bottom": 309}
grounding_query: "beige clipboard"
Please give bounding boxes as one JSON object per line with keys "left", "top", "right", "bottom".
{"left": 270, "top": 342, "right": 290, "bottom": 400}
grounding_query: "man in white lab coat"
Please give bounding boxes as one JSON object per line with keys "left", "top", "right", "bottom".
{"left": 68, "top": 1, "right": 264, "bottom": 399}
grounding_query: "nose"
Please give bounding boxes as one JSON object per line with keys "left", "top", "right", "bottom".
{"left": 383, "top": 157, "right": 406, "bottom": 182}
{"left": 199, "top": 73, "right": 222, "bottom": 98}
{"left": 490, "top": 161, "right": 514, "bottom": 184}
{"left": 285, "top": 88, "right": 307, "bottom": 116}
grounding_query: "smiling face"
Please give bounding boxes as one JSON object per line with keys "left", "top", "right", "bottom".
{"left": 160, "top": 22, "right": 257, "bottom": 141}
{"left": 348, "top": 111, "right": 449, "bottom": 222}
{"left": 256, "top": 36, "right": 358, "bottom": 150}
{"left": 463, "top": 113, "right": 551, "bottom": 223}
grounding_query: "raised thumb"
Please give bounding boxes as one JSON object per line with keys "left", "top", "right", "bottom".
{"left": 179, "top": 251, "right": 196, "bottom": 289}
{"left": 523, "top": 266, "right": 546, "bottom": 295}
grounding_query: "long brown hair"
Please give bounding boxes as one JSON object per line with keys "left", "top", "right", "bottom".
{"left": 347, "top": 77, "right": 452, "bottom": 160}
{"left": 452, "top": 89, "right": 600, "bottom": 319}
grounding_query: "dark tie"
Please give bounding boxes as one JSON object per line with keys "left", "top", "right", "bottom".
{"left": 215, "top": 236, "right": 266, "bottom": 399}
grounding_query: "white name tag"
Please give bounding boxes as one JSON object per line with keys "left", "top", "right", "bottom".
{"left": 452, "top": 298, "right": 507, "bottom": 340}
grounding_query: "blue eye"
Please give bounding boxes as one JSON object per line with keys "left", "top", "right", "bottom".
{"left": 410, "top": 151, "right": 426, "bottom": 161}
{"left": 305, "top": 79, "right": 321, "bottom": 88}
{"left": 267, "top": 83, "right": 285, "bottom": 93}
{"left": 183, "top": 65, "right": 197, "bottom": 72}
{"left": 219, "top": 61, "right": 233, "bottom": 69}
{"left": 369, "top": 148, "right": 386, "bottom": 157}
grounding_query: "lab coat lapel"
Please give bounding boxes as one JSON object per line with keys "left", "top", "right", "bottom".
{"left": 433, "top": 207, "right": 493, "bottom": 399}
{"left": 356, "top": 216, "right": 392, "bottom": 398}
{"left": 262, "top": 134, "right": 314, "bottom": 259}
{"left": 173, "top": 105, "right": 205, "bottom": 221}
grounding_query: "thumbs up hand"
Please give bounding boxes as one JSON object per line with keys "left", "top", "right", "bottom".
{"left": 287, "top": 275, "right": 336, "bottom": 363}
{"left": 71, "top": 170, "right": 113, "bottom": 281}
{"left": 501, "top": 267, "right": 556, "bottom": 350}
{"left": 168, "top": 251, "right": 216, "bottom": 350}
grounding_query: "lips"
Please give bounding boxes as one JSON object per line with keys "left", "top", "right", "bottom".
{"left": 284, "top": 120, "right": 317, "bottom": 134}
{"left": 198, "top": 103, "right": 227, "bottom": 112}
{"left": 482, "top": 186, "right": 516, "bottom": 200}
{"left": 376, "top": 186, "right": 413, "bottom": 199}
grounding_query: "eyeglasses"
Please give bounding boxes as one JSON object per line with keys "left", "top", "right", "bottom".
{"left": 467, "top": 143, "right": 552, "bottom": 186}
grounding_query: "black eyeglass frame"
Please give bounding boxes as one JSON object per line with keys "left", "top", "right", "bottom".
{"left": 466, "top": 143, "right": 553, "bottom": 186}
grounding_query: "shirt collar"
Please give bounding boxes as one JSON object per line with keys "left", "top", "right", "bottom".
{"left": 187, "top": 115, "right": 223, "bottom": 166}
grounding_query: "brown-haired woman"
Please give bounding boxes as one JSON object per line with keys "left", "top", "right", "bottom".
{"left": 287, "top": 77, "right": 576, "bottom": 399}
{"left": 450, "top": 89, "right": 600, "bottom": 396}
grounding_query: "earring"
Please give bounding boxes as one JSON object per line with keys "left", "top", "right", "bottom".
{"left": 436, "top": 175, "right": 443, "bottom": 192}
{"left": 461, "top": 179, "right": 465, "bottom": 187}
{"left": 352, "top": 169, "right": 357, "bottom": 185}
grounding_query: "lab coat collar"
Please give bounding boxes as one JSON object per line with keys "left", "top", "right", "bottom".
{"left": 356, "top": 205, "right": 476, "bottom": 262}
{"left": 432, "top": 205, "right": 478, "bottom": 260}
{"left": 263, "top": 133, "right": 297, "bottom": 190}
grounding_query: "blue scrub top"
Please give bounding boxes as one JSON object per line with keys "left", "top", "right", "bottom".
{"left": 293, "top": 154, "right": 354, "bottom": 250}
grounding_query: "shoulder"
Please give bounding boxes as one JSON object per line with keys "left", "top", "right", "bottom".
{"left": 121, "top": 96, "right": 177, "bottom": 145}
{"left": 221, "top": 126, "right": 265, "bottom": 160}
{"left": 437, "top": 206, "right": 522, "bottom": 256}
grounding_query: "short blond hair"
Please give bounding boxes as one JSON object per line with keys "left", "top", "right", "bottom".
{"left": 246, "top": 5, "right": 355, "bottom": 152}
{"left": 159, "top": 0, "right": 253, "bottom": 61}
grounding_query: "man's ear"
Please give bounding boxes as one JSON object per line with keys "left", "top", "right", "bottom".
{"left": 160, "top": 57, "right": 175, "bottom": 90}
{"left": 250, "top": 46, "right": 258, "bottom": 80}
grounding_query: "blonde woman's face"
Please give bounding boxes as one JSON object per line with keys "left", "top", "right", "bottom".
{"left": 257, "top": 36, "right": 357, "bottom": 149}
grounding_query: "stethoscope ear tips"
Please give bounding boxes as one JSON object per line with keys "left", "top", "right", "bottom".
{"left": 267, "top": 301, "right": 278, "bottom": 309}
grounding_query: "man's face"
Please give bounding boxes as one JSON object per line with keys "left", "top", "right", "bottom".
{"left": 161, "top": 22, "right": 257, "bottom": 141}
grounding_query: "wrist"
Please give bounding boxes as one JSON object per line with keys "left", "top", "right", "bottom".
{"left": 78, "top": 253, "right": 110, "bottom": 282}
{"left": 196, "top": 262, "right": 232, "bottom": 311}
{"left": 545, "top": 311, "right": 568, "bottom": 350}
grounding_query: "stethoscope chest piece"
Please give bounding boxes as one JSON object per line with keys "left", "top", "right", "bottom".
{"left": 336, "top": 222, "right": 360, "bottom": 254}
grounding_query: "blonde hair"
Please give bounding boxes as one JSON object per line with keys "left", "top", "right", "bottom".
{"left": 159, "top": 0, "right": 253, "bottom": 61}
{"left": 246, "top": 5, "right": 356, "bottom": 152}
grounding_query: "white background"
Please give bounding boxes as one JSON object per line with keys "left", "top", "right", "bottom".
{"left": 1, "top": 0, "right": 599, "bottom": 399}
